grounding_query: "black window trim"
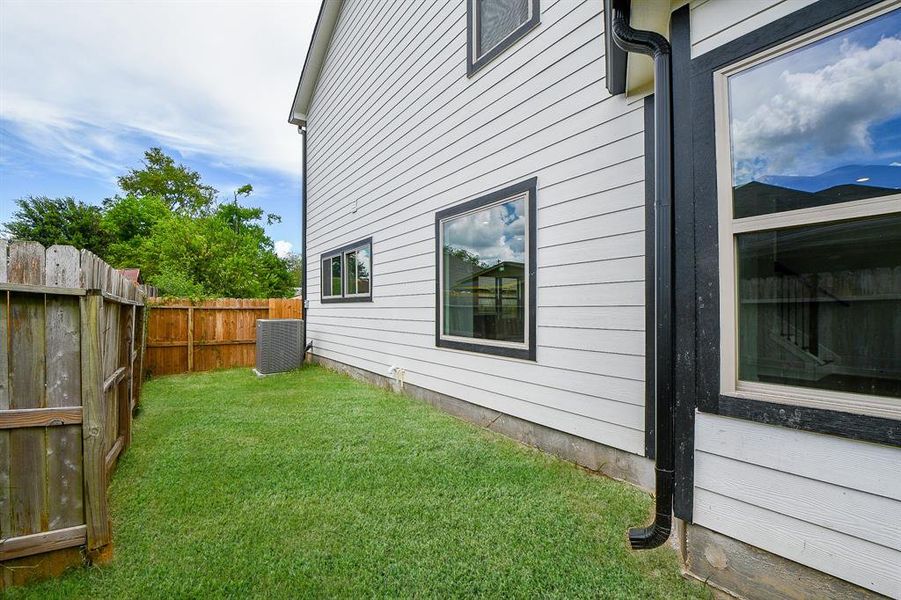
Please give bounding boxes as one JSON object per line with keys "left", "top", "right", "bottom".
{"left": 466, "top": 0, "right": 541, "bottom": 77}
{"left": 688, "top": 0, "right": 899, "bottom": 450}
{"left": 320, "top": 237, "right": 373, "bottom": 304}
{"left": 435, "top": 177, "right": 537, "bottom": 361}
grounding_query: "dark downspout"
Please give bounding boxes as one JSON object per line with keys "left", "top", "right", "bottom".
{"left": 300, "top": 124, "right": 311, "bottom": 357}
{"left": 611, "top": 4, "right": 675, "bottom": 550}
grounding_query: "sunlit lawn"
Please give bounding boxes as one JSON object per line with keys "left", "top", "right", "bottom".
{"left": 9, "top": 366, "right": 708, "bottom": 599}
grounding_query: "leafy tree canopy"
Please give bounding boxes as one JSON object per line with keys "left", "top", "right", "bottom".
{"left": 3, "top": 196, "right": 109, "bottom": 255}
{"left": 116, "top": 147, "right": 217, "bottom": 215}
{"left": 3, "top": 149, "right": 296, "bottom": 299}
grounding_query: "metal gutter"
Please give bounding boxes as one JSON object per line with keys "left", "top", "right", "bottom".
{"left": 611, "top": 0, "right": 676, "bottom": 550}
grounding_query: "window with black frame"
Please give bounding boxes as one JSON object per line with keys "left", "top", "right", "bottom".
{"left": 715, "top": 4, "right": 901, "bottom": 416}
{"left": 436, "top": 179, "right": 535, "bottom": 360}
{"left": 467, "top": 0, "right": 539, "bottom": 76}
{"left": 320, "top": 238, "right": 372, "bottom": 303}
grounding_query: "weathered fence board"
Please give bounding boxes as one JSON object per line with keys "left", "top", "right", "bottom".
{"left": 146, "top": 297, "right": 302, "bottom": 376}
{"left": 0, "top": 241, "right": 147, "bottom": 589}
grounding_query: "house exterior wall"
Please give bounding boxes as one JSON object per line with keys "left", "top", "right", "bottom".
{"left": 689, "top": 0, "right": 818, "bottom": 56}
{"left": 688, "top": 1, "right": 901, "bottom": 597}
{"left": 304, "top": 0, "right": 650, "bottom": 456}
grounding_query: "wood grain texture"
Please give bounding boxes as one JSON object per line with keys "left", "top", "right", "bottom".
{"left": 45, "top": 245, "right": 85, "bottom": 531}
{"left": 145, "top": 297, "right": 301, "bottom": 375}
{"left": 0, "top": 242, "right": 10, "bottom": 539}
{"left": 8, "top": 242, "right": 47, "bottom": 537}
{"left": 80, "top": 293, "right": 109, "bottom": 550}
{"left": 0, "top": 407, "right": 82, "bottom": 429}
{"left": 0, "top": 524, "right": 86, "bottom": 561}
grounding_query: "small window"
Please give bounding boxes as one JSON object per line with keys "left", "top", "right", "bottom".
{"left": 436, "top": 178, "right": 536, "bottom": 360}
{"left": 467, "top": 0, "right": 540, "bottom": 76}
{"left": 715, "top": 5, "right": 901, "bottom": 418}
{"left": 321, "top": 238, "right": 373, "bottom": 303}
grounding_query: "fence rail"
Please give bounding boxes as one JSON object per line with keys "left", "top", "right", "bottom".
{"left": 145, "top": 297, "right": 302, "bottom": 376}
{"left": 0, "top": 240, "right": 147, "bottom": 589}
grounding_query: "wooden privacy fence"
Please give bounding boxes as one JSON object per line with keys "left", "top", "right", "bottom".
{"left": 145, "top": 297, "right": 302, "bottom": 376}
{"left": 0, "top": 240, "right": 147, "bottom": 589}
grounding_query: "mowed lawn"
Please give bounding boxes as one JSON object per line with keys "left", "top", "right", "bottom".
{"left": 9, "top": 366, "right": 708, "bottom": 599}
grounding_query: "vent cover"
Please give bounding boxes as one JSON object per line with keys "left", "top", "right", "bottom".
{"left": 255, "top": 319, "right": 305, "bottom": 374}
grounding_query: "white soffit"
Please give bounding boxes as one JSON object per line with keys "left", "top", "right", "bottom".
{"left": 625, "top": 0, "right": 687, "bottom": 98}
{"left": 289, "top": 0, "right": 343, "bottom": 126}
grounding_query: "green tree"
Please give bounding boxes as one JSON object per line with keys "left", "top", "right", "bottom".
{"left": 283, "top": 252, "right": 303, "bottom": 288}
{"left": 3, "top": 196, "right": 109, "bottom": 254}
{"left": 116, "top": 147, "right": 216, "bottom": 215}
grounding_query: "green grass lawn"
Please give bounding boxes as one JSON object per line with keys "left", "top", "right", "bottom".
{"left": 8, "top": 366, "right": 708, "bottom": 599}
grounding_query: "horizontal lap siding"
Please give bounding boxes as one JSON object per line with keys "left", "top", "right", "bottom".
{"left": 305, "top": 0, "right": 648, "bottom": 455}
{"left": 689, "top": 0, "right": 818, "bottom": 57}
{"left": 695, "top": 414, "right": 901, "bottom": 597}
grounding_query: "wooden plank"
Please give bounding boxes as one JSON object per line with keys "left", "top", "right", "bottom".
{"left": 0, "top": 524, "right": 87, "bottom": 561}
{"left": 0, "top": 241, "right": 9, "bottom": 539}
{"left": 7, "top": 242, "right": 47, "bottom": 538}
{"left": 102, "top": 367, "right": 127, "bottom": 392}
{"left": 44, "top": 245, "right": 84, "bottom": 531}
{"left": 0, "top": 408, "right": 82, "bottom": 429}
{"left": 80, "top": 294, "right": 109, "bottom": 550}
{"left": 193, "top": 339, "right": 256, "bottom": 347}
{"left": 145, "top": 341, "right": 189, "bottom": 348}
{"left": 104, "top": 436, "right": 124, "bottom": 476}
{"left": 187, "top": 306, "right": 193, "bottom": 372}
{"left": 100, "top": 291, "right": 142, "bottom": 306}
{"left": 0, "top": 283, "right": 85, "bottom": 296}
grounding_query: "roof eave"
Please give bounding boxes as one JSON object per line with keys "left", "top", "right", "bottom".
{"left": 288, "top": 0, "right": 344, "bottom": 127}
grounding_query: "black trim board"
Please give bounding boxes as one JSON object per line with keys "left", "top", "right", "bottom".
{"left": 643, "top": 94, "right": 655, "bottom": 460}
{"left": 670, "top": 4, "right": 696, "bottom": 522}
{"left": 434, "top": 177, "right": 538, "bottom": 361}
{"left": 717, "top": 396, "right": 900, "bottom": 448}
{"left": 603, "top": 0, "right": 629, "bottom": 95}
{"left": 467, "top": 0, "right": 541, "bottom": 77}
{"left": 689, "top": 0, "right": 898, "bottom": 450}
{"left": 320, "top": 236, "right": 373, "bottom": 304}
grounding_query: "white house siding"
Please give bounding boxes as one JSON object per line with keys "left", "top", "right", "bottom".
{"left": 304, "top": 0, "right": 650, "bottom": 455}
{"left": 690, "top": 0, "right": 818, "bottom": 56}
{"left": 690, "top": 2, "right": 901, "bottom": 596}
{"left": 694, "top": 413, "right": 901, "bottom": 597}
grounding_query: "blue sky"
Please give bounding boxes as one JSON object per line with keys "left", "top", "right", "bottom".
{"left": 0, "top": 0, "right": 320, "bottom": 257}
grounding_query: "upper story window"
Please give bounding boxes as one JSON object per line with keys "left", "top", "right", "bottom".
{"left": 467, "top": 0, "right": 540, "bottom": 77}
{"left": 321, "top": 238, "right": 372, "bottom": 303}
{"left": 715, "top": 4, "right": 901, "bottom": 419}
{"left": 436, "top": 178, "right": 536, "bottom": 360}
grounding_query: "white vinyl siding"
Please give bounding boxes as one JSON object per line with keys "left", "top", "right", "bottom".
{"left": 694, "top": 413, "right": 901, "bottom": 597}
{"left": 690, "top": 0, "right": 819, "bottom": 57}
{"left": 304, "top": 0, "right": 648, "bottom": 455}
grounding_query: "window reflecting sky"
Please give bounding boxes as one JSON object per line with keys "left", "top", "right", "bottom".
{"left": 729, "top": 8, "right": 901, "bottom": 192}
{"left": 443, "top": 197, "right": 526, "bottom": 268}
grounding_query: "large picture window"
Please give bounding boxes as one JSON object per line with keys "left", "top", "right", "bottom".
{"left": 715, "top": 3, "right": 901, "bottom": 419}
{"left": 436, "top": 178, "right": 536, "bottom": 360}
{"left": 467, "top": 0, "right": 539, "bottom": 76}
{"left": 320, "top": 238, "right": 372, "bottom": 303}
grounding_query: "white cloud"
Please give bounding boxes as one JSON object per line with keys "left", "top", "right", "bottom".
{"left": 274, "top": 240, "right": 293, "bottom": 258}
{"left": 444, "top": 199, "right": 526, "bottom": 265}
{"left": 0, "top": 0, "right": 317, "bottom": 178}
{"left": 731, "top": 36, "right": 901, "bottom": 183}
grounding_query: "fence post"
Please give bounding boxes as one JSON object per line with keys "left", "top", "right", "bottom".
{"left": 187, "top": 306, "right": 194, "bottom": 372}
{"left": 80, "top": 293, "right": 110, "bottom": 559}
